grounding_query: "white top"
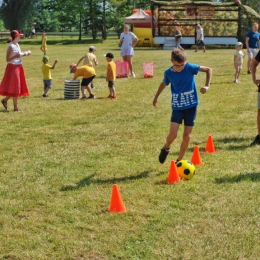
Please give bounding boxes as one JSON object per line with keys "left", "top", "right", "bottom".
{"left": 7, "top": 42, "right": 22, "bottom": 65}
{"left": 120, "top": 32, "right": 137, "bottom": 49}
{"left": 196, "top": 28, "right": 204, "bottom": 41}
{"left": 234, "top": 50, "right": 244, "bottom": 64}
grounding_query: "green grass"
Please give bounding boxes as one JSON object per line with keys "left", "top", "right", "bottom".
{"left": 0, "top": 36, "right": 260, "bottom": 260}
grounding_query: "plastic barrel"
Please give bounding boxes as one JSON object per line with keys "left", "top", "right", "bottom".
{"left": 64, "top": 78, "right": 80, "bottom": 99}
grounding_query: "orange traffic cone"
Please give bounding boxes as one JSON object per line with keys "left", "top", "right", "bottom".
{"left": 204, "top": 135, "right": 216, "bottom": 153}
{"left": 168, "top": 160, "right": 180, "bottom": 184}
{"left": 191, "top": 145, "right": 202, "bottom": 165}
{"left": 109, "top": 184, "right": 126, "bottom": 213}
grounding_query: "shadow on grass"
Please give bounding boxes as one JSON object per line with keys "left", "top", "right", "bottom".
{"left": 60, "top": 170, "right": 150, "bottom": 191}
{"left": 0, "top": 38, "right": 103, "bottom": 45}
{"left": 214, "top": 137, "right": 250, "bottom": 150}
{"left": 189, "top": 137, "right": 250, "bottom": 151}
{"left": 215, "top": 172, "right": 260, "bottom": 183}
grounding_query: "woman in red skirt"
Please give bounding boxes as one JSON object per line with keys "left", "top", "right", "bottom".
{"left": 0, "top": 30, "right": 31, "bottom": 111}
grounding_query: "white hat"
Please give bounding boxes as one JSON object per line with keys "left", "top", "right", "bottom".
{"left": 236, "top": 42, "right": 243, "bottom": 46}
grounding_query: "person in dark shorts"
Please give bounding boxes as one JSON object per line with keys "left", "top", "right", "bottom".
{"left": 250, "top": 50, "right": 260, "bottom": 145}
{"left": 70, "top": 63, "right": 96, "bottom": 100}
{"left": 195, "top": 24, "right": 206, "bottom": 52}
{"left": 153, "top": 49, "right": 212, "bottom": 164}
{"left": 104, "top": 52, "right": 116, "bottom": 99}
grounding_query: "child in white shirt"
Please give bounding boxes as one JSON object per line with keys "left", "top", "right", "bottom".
{"left": 234, "top": 42, "right": 245, "bottom": 83}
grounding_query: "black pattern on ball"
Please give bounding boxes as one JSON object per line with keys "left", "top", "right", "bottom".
{"left": 184, "top": 169, "right": 190, "bottom": 175}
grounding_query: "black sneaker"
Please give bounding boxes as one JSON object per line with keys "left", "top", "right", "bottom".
{"left": 91, "top": 84, "right": 95, "bottom": 89}
{"left": 159, "top": 146, "right": 169, "bottom": 164}
{"left": 87, "top": 94, "right": 95, "bottom": 99}
{"left": 247, "top": 70, "right": 251, "bottom": 74}
{"left": 250, "top": 135, "right": 260, "bottom": 146}
{"left": 42, "top": 94, "right": 48, "bottom": 97}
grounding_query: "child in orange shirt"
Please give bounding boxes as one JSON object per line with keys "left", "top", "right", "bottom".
{"left": 105, "top": 53, "right": 116, "bottom": 99}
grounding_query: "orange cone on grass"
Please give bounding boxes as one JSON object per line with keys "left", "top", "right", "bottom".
{"left": 204, "top": 135, "right": 216, "bottom": 153}
{"left": 168, "top": 160, "right": 180, "bottom": 184}
{"left": 191, "top": 145, "right": 202, "bottom": 165}
{"left": 109, "top": 184, "right": 126, "bottom": 213}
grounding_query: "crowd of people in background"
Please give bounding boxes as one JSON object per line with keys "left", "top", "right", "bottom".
{"left": 0, "top": 23, "right": 259, "bottom": 146}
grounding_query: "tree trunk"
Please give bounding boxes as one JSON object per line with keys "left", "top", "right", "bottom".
{"left": 102, "top": 0, "right": 107, "bottom": 40}
{"left": 1, "top": 0, "right": 32, "bottom": 30}
{"left": 78, "top": 12, "right": 82, "bottom": 41}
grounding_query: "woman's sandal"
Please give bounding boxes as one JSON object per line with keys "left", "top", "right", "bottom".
{"left": 1, "top": 99, "right": 8, "bottom": 110}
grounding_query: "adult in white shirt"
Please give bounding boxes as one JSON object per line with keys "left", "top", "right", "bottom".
{"left": 195, "top": 24, "right": 206, "bottom": 52}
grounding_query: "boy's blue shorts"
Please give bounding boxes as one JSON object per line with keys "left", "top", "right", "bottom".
{"left": 108, "top": 81, "right": 114, "bottom": 88}
{"left": 43, "top": 79, "right": 52, "bottom": 90}
{"left": 171, "top": 106, "right": 197, "bottom": 126}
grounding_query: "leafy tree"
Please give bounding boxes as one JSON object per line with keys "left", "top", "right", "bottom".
{"left": 108, "top": 0, "right": 133, "bottom": 38}
{"left": 32, "top": 0, "right": 60, "bottom": 32}
{"left": 0, "top": 0, "right": 34, "bottom": 30}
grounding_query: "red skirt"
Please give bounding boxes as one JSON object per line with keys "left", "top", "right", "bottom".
{"left": 0, "top": 64, "right": 29, "bottom": 97}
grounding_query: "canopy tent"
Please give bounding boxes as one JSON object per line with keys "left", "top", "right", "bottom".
{"left": 124, "top": 9, "right": 152, "bottom": 24}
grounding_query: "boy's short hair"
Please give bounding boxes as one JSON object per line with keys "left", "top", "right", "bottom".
{"left": 89, "top": 46, "right": 96, "bottom": 51}
{"left": 171, "top": 49, "right": 186, "bottom": 63}
{"left": 105, "top": 52, "right": 114, "bottom": 59}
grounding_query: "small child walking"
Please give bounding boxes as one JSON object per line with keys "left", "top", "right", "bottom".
{"left": 40, "top": 31, "right": 47, "bottom": 55}
{"left": 105, "top": 53, "right": 116, "bottom": 99}
{"left": 234, "top": 42, "right": 245, "bottom": 83}
{"left": 42, "top": 55, "right": 58, "bottom": 97}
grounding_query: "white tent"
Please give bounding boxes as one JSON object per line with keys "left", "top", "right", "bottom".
{"left": 124, "top": 9, "right": 152, "bottom": 24}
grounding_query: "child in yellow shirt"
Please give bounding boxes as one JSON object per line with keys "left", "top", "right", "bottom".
{"left": 40, "top": 31, "right": 47, "bottom": 55}
{"left": 105, "top": 53, "right": 116, "bottom": 99}
{"left": 42, "top": 56, "right": 58, "bottom": 97}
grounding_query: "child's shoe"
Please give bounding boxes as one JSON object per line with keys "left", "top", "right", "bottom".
{"left": 159, "top": 146, "right": 170, "bottom": 164}
{"left": 42, "top": 94, "right": 49, "bottom": 97}
{"left": 80, "top": 96, "right": 87, "bottom": 100}
{"left": 91, "top": 83, "right": 95, "bottom": 89}
{"left": 87, "top": 94, "right": 95, "bottom": 99}
{"left": 110, "top": 96, "right": 117, "bottom": 99}
{"left": 250, "top": 135, "right": 260, "bottom": 146}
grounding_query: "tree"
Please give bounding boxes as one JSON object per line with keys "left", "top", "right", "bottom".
{"left": 32, "top": 0, "right": 60, "bottom": 32}
{"left": 44, "top": 0, "right": 89, "bottom": 40}
{"left": 0, "top": 0, "right": 34, "bottom": 30}
{"left": 108, "top": 0, "right": 133, "bottom": 38}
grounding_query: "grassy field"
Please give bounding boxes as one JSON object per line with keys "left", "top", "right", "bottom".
{"left": 0, "top": 36, "right": 260, "bottom": 260}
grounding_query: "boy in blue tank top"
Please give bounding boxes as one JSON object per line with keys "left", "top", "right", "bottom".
{"left": 153, "top": 49, "right": 212, "bottom": 164}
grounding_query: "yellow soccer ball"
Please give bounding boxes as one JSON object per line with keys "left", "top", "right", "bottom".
{"left": 176, "top": 160, "right": 196, "bottom": 180}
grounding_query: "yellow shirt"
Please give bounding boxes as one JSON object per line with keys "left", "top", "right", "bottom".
{"left": 42, "top": 63, "right": 52, "bottom": 80}
{"left": 73, "top": 65, "right": 96, "bottom": 79}
{"left": 41, "top": 36, "right": 47, "bottom": 50}
{"left": 106, "top": 61, "right": 116, "bottom": 81}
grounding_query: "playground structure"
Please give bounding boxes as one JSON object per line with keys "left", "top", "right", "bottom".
{"left": 150, "top": 0, "right": 260, "bottom": 48}
{"left": 123, "top": 1, "right": 260, "bottom": 49}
